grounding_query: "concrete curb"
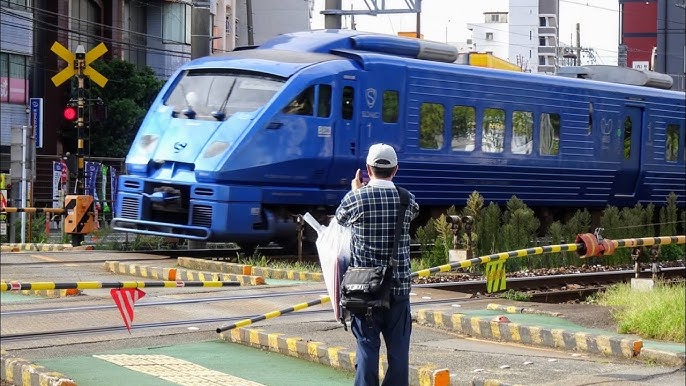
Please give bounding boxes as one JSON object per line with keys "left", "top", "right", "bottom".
{"left": 177, "top": 256, "right": 324, "bottom": 282}
{"left": 0, "top": 244, "right": 88, "bottom": 252}
{"left": 0, "top": 350, "right": 75, "bottom": 386}
{"left": 104, "top": 261, "right": 265, "bottom": 286}
{"left": 639, "top": 348, "right": 686, "bottom": 367}
{"left": 416, "top": 309, "right": 643, "bottom": 360}
{"left": 219, "top": 327, "right": 451, "bottom": 386}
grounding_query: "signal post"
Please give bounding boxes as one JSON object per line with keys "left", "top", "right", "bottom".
{"left": 51, "top": 42, "right": 108, "bottom": 246}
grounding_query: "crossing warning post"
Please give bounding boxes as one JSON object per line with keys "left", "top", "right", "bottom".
{"left": 51, "top": 41, "right": 108, "bottom": 246}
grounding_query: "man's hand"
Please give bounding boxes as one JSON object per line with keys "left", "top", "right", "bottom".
{"left": 351, "top": 168, "right": 365, "bottom": 191}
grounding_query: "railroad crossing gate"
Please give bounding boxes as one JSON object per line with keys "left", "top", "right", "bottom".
{"left": 64, "top": 195, "right": 96, "bottom": 234}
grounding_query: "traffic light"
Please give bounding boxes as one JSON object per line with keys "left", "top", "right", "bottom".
{"left": 63, "top": 105, "right": 77, "bottom": 121}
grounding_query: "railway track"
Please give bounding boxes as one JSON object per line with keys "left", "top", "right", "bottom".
{"left": 417, "top": 266, "right": 686, "bottom": 302}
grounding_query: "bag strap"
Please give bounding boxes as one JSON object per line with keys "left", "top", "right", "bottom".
{"left": 390, "top": 187, "right": 410, "bottom": 268}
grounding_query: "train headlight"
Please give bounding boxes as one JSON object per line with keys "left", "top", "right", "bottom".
{"left": 129, "top": 134, "right": 160, "bottom": 164}
{"left": 202, "top": 141, "right": 230, "bottom": 158}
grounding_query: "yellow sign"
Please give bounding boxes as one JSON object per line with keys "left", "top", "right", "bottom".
{"left": 51, "top": 42, "right": 109, "bottom": 87}
{"left": 485, "top": 260, "right": 507, "bottom": 293}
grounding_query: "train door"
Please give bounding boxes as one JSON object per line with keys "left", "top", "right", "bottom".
{"left": 327, "top": 73, "right": 362, "bottom": 187}
{"left": 614, "top": 105, "right": 643, "bottom": 196}
{"left": 358, "top": 64, "right": 406, "bottom": 161}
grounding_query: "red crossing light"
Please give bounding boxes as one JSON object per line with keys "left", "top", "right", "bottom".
{"left": 63, "top": 106, "right": 77, "bottom": 121}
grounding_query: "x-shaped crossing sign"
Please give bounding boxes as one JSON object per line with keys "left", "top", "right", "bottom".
{"left": 51, "top": 42, "right": 108, "bottom": 88}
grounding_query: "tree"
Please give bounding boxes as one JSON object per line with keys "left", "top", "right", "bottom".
{"left": 62, "top": 59, "right": 164, "bottom": 158}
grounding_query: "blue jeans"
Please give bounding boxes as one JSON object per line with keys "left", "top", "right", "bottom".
{"left": 351, "top": 294, "right": 411, "bottom": 386}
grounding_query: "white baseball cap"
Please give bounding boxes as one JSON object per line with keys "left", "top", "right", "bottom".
{"left": 366, "top": 143, "right": 398, "bottom": 168}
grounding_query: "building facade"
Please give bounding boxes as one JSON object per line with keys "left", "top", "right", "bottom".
{"left": 619, "top": 0, "right": 685, "bottom": 90}
{"left": 0, "top": 0, "right": 33, "bottom": 152}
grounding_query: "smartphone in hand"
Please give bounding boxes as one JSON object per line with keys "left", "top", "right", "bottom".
{"left": 360, "top": 169, "right": 370, "bottom": 183}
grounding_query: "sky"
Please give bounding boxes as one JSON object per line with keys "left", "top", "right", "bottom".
{"left": 310, "top": 0, "right": 620, "bottom": 65}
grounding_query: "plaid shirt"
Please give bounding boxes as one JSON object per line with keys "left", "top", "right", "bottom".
{"left": 335, "top": 179, "right": 419, "bottom": 296}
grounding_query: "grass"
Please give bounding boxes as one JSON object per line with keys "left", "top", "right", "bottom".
{"left": 592, "top": 281, "right": 685, "bottom": 343}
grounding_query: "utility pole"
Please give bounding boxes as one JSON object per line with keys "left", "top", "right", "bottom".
{"left": 575, "top": 23, "right": 581, "bottom": 66}
{"left": 191, "top": 0, "right": 212, "bottom": 59}
{"left": 324, "top": 0, "right": 342, "bottom": 29}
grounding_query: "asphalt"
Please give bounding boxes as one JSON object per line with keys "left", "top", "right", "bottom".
{"left": 1, "top": 249, "right": 685, "bottom": 386}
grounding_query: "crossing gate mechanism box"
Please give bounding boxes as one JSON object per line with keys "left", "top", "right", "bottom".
{"left": 64, "top": 194, "right": 95, "bottom": 234}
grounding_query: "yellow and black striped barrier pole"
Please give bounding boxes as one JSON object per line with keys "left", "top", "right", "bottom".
{"left": 215, "top": 234, "right": 685, "bottom": 333}
{"left": 0, "top": 207, "right": 66, "bottom": 214}
{"left": 1, "top": 280, "right": 240, "bottom": 291}
{"left": 216, "top": 297, "right": 330, "bottom": 333}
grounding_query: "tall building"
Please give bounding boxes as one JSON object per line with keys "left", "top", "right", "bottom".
{"left": 508, "top": 0, "right": 558, "bottom": 73}
{"left": 0, "top": 0, "right": 32, "bottom": 149}
{"left": 619, "top": 0, "right": 685, "bottom": 90}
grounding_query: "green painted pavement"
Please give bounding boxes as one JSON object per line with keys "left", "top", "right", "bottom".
{"left": 37, "top": 340, "right": 355, "bottom": 386}
{"left": 0, "top": 292, "right": 44, "bottom": 303}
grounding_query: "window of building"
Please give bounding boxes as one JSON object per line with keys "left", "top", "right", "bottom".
{"left": 486, "top": 32, "right": 494, "bottom": 41}
{"left": 539, "top": 56, "right": 546, "bottom": 65}
{"left": 1, "top": 0, "right": 28, "bottom": 9}
{"left": 512, "top": 111, "right": 533, "bottom": 154}
{"left": 317, "top": 85, "right": 332, "bottom": 118}
{"left": 70, "top": 0, "right": 100, "bottom": 50}
{"left": 0, "top": 53, "right": 8, "bottom": 103}
{"left": 2, "top": 53, "right": 28, "bottom": 104}
{"left": 342, "top": 86, "right": 354, "bottom": 120}
{"left": 482, "top": 108, "right": 505, "bottom": 153}
{"left": 539, "top": 113, "right": 560, "bottom": 155}
{"left": 539, "top": 17, "right": 546, "bottom": 27}
{"left": 539, "top": 37, "right": 546, "bottom": 46}
{"left": 451, "top": 105, "right": 476, "bottom": 152}
{"left": 382, "top": 90, "right": 399, "bottom": 123}
{"left": 665, "top": 124, "right": 680, "bottom": 162}
{"left": 490, "top": 14, "right": 500, "bottom": 22}
{"left": 419, "top": 102, "right": 444, "bottom": 150}
{"left": 163, "top": 1, "right": 192, "bottom": 44}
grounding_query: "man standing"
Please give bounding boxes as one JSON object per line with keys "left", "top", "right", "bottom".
{"left": 335, "top": 143, "right": 420, "bottom": 386}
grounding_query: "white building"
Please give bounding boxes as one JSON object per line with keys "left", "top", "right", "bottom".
{"left": 508, "top": 0, "right": 559, "bottom": 73}
{"left": 466, "top": 0, "right": 560, "bottom": 74}
{"left": 466, "top": 12, "right": 510, "bottom": 63}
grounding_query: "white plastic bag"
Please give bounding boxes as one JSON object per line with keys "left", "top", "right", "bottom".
{"left": 303, "top": 213, "right": 351, "bottom": 320}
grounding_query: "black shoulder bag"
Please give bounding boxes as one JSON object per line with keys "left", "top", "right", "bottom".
{"left": 339, "top": 187, "right": 410, "bottom": 328}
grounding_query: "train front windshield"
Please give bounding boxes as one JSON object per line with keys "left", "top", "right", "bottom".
{"left": 164, "top": 70, "right": 285, "bottom": 120}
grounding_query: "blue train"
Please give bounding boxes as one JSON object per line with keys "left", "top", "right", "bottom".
{"left": 112, "top": 30, "right": 686, "bottom": 249}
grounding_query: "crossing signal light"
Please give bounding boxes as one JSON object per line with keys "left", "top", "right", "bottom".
{"left": 63, "top": 106, "right": 77, "bottom": 121}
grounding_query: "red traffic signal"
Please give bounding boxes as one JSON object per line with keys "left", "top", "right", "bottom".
{"left": 63, "top": 106, "right": 77, "bottom": 121}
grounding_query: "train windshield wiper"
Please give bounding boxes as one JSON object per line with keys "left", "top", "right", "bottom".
{"left": 212, "top": 78, "right": 237, "bottom": 121}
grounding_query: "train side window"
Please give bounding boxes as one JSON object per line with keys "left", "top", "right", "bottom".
{"left": 284, "top": 86, "right": 314, "bottom": 116}
{"left": 588, "top": 102, "right": 593, "bottom": 135}
{"left": 342, "top": 86, "right": 354, "bottom": 120}
{"left": 451, "top": 105, "right": 475, "bottom": 152}
{"left": 382, "top": 90, "right": 399, "bottom": 123}
{"left": 539, "top": 112, "right": 560, "bottom": 155}
{"left": 419, "top": 102, "right": 445, "bottom": 150}
{"left": 623, "top": 116, "right": 632, "bottom": 159}
{"left": 482, "top": 108, "right": 505, "bottom": 153}
{"left": 317, "top": 84, "right": 332, "bottom": 118}
{"left": 512, "top": 111, "right": 533, "bottom": 154}
{"left": 665, "top": 124, "right": 680, "bottom": 162}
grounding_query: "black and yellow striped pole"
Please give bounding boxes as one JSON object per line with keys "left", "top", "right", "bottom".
{"left": 216, "top": 297, "right": 330, "bottom": 333}
{"left": 214, "top": 234, "right": 685, "bottom": 333}
{"left": 1, "top": 280, "right": 240, "bottom": 292}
